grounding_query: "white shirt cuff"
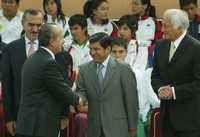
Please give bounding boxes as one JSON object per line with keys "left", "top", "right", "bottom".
{"left": 171, "top": 86, "right": 176, "bottom": 100}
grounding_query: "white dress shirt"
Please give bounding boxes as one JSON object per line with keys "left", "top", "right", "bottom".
{"left": 172, "top": 30, "right": 187, "bottom": 52}
{"left": 40, "top": 46, "right": 55, "bottom": 59}
{"left": 0, "top": 10, "right": 23, "bottom": 44}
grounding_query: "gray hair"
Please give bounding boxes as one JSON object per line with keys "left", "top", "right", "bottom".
{"left": 38, "top": 23, "right": 59, "bottom": 47}
{"left": 163, "top": 9, "right": 189, "bottom": 30}
{"left": 22, "top": 8, "right": 43, "bottom": 25}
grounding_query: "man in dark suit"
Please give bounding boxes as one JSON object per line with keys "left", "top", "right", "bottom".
{"left": 77, "top": 32, "right": 139, "bottom": 137}
{"left": 0, "top": 36, "right": 6, "bottom": 80}
{"left": 16, "top": 23, "right": 80, "bottom": 137}
{"left": 1, "top": 9, "right": 43, "bottom": 136}
{"left": 151, "top": 9, "right": 200, "bottom": 137}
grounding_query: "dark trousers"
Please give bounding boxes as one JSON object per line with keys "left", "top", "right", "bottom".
{"left": 162, "top": 113, "right": 200, "bottom": 137}
{"left": 162, "top": 127, "right": 200, "bottom": 137}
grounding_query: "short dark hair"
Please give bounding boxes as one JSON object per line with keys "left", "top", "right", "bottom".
{"left": 22, "top": 8, "right": 43, "bottom": 25}
{"left": 1, "top": 0, "right": 20, "bottom": 4}
{"left": 38, "top": 23, "right": 58, "bottom": 47}
{"left": 43, "top": 0, "right": 66, "bottom": 26}
{"left": 111, "top": 37, "right": 127, "bottom": 50}
{"left": 89, "top": 32, "right": 111, "bottom": 49}
{"left": 69, "top": 14, "right": 87, "bottom": 28}
{"left": 118, "top": 15, "right": 138, "bottom": 35}
{"left": 179, "top": 0, "right": 197, "bottom": 8}
{"left": 83, "top": 0, "right": 109, "bottom": 24}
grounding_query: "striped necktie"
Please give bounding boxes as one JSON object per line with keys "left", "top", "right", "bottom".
{"left": 28, "top": 42, "right": 36, "bottom": 57}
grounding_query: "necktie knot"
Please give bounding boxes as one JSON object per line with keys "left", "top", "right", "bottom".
{"left": 97, "top": 64, "right": 104, "bottom": 70}
{"left": 28, "top": 41, "right": 36, "bottom": 57}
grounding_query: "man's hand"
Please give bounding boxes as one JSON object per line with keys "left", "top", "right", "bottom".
{"left": 6, "top": 121, "right": 16, "bottom": 136}
{"left": 158, "top": 85, "right": 173, "bottom": 100}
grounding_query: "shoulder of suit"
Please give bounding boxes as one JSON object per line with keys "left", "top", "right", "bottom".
{"left": 6, "top": 37, "right": 25, "bottom": 50}
{"left": 155, "top": 39, "right": 169, "bottom": 48}
{"left": 114, "top": 58, "right": 130, "bottom": 69}
{"left": 79, "top": 60, "right": 93, "bottom": 69}
{"left": 186, "top": 35, "right": 200, "bottom": 48}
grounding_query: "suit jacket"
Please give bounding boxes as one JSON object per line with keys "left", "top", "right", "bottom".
{"left": 0, "top": 41, "right": 6, "bottom": 80}
{"left": 151, "top": 34, "right": 200, "bottom": 131}
{"left": 1, "top": 37, "right": 27, "bottom": 122}
{"left": 16, "top": 48, "right": 79, "bottom": 137}
{"left": 77, "top": 57, "right": 139, "bottom": 137}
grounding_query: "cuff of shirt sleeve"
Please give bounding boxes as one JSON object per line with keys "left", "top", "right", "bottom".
{"left": 171, "top": 86, "right": 176, "bottom": 100}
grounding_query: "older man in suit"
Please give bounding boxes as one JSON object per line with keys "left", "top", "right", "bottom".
{"left": 16, "top": 23, "right": 80, "bottom": 137}
{"left": 1, "top": 8, "right": 43, "bottom": 136}
{"left": 76, "top": 32, "right": 139, "bottom": 137}
{"left": 151, "top": 9, "right": 200, "bottom": 137}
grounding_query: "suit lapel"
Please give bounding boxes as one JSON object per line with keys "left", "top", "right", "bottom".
{"left": 16, "top": 38, "right": 27, "bottom": 65}
{"left": 164, "top": 41, "right": 171, "bottom": 65}
{"left": 88, "top": 62, "right": 101, "bottom": 96}
{"left": 169, "top": 35, "right": 188, "bottom": 64}
{"left": 101, "top": 57, "right": 117, "bottom": 93}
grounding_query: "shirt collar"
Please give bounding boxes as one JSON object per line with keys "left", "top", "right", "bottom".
{"left": 40, "top": 46, "right": 55, "bottom": 59}
{"left": 25, "top": 36, "right": 39, "bottom": 46}
{"left": 98, "top": 55, "right": 110, "bottom": 68}
{"left": 172, "top": 30, "right": 187, "bottom": 49}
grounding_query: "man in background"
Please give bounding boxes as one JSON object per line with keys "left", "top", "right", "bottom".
{"left": 1, "top": 8, "right": 43, "bottom": 136}
{"left": 0, "top": 0, "right": 23, "bottom": 44}
{"left": 179, "top": 0, "right": 200, "bottom": 40}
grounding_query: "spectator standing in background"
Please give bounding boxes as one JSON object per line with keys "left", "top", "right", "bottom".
{"left": 179, "top": 0, "right": 200, "bottom": 41}
{"left": 83, "top": 0, "right": 118, "bottom": 37}
{"left": 0, "top": 0, "right": 23, "bottom": 44}
{"left": 43, "top": 0, "right": 72, "bottom": 48}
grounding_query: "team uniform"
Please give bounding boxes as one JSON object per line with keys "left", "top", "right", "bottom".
{"left": 45, "top": 14, "right": 72, "bottom": 48}
{"left": 87, "top": 18, "right": 118, "bottom": 37}
{"left": 0, "top": 10, "right": 23, "bottom": 44}
{"left": 67, "top": 40, "right": 92, "bottom": 70}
